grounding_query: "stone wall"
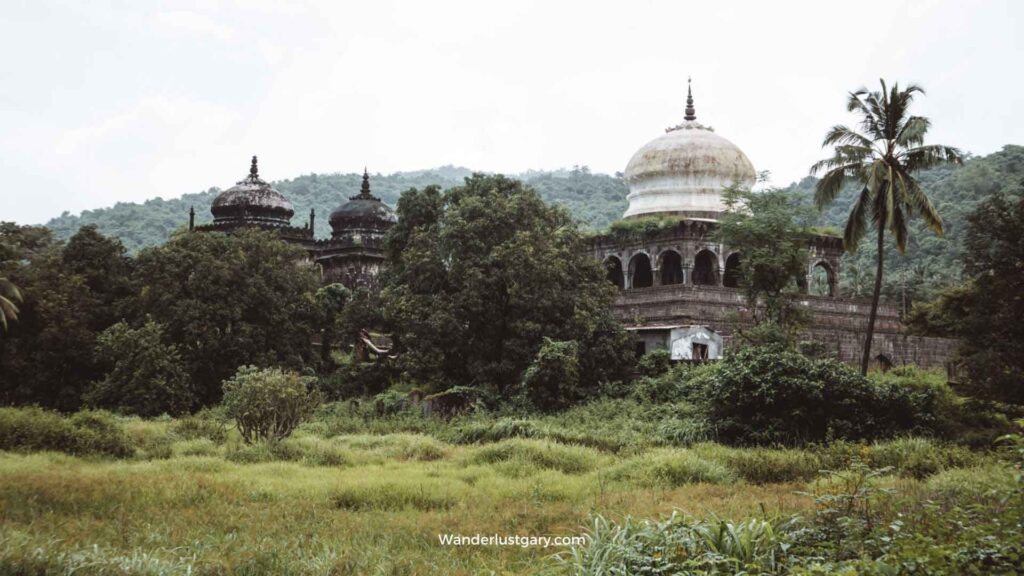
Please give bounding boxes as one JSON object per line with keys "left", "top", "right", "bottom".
{"left": 613, "top": 284, "right": 958, "bottom": 370}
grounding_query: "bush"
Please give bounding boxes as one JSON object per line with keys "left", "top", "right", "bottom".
{"left": 0, "top": 407, "right": 132, "bottom": 458}
{"left": 699, "top": 346, "right": 904, "bottom": 445}
{"left": 521, "top": 338, "right": 581, "bottom": 411}
{"left": 221, "top": 366, "right": 322, "bottom": 444}
{"left": 636, "top": 349, "right": 672, "bottom": 377}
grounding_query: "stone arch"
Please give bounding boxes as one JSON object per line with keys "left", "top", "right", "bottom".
{"left": 723, "top": 252, "right": 741, "bottom": 288}
{"left": 657, "top": 249, "right": 684, "bottom": 286}
{"left": 603, "top": 255, "right": 624, "bottom": 289}
{"left": 692, "top": 249, "right": 718, "bottom": 286}
{"left": 628, "top": 252, "right": 653, "bottom": 289}
{"left": 810, "top": 260, "right": 837, "bottom": 297}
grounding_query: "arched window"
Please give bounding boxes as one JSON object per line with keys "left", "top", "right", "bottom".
{"left": 659, "top": 250, "right": 684, "bottom": 286}
{"left": 723, "top": 253, "right": 741, "bottom": 288}
{"left": 604, "top": 256, "right": 624, "bottom": 289}
{"left": 692, "top": 249, "right": 718, "bottom": 286}
{"left": 811, "top": 261, "right": 837, "bottom": 297}
{"left": 628, "top": 253, "right": 653, "bottom": 289}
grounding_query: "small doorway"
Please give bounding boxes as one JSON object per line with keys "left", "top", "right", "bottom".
{"left": 692, "top": 343, "right": 709, "bottom": 360}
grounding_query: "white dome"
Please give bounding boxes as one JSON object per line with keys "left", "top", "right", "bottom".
{"left": 623, "top": 88, "right": 755, "bottom": 221}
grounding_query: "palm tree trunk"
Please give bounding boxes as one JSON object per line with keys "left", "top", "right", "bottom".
{"left": 861, "top": 224, "right": 885, "bottom": 375}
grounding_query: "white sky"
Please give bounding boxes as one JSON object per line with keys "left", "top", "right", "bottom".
{"left": 2, "top": 0, "right": 1022, "bottom": 224}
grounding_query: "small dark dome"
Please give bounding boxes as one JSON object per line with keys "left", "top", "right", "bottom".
{"left": 211, "top": 156, "right": 294, "bottom": 225}
{"left": 329, "top": 169, "right": 396, "bottom": 237}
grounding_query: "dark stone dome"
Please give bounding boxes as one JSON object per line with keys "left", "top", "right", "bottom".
{"left": 329, "top": 170, "right": 396, "bottom": 237}
{"left": 211, "top": 156, "right": 294, "bottom": 226}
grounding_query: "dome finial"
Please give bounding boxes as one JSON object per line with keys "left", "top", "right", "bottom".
{"left": 250, "top": 155, "right": 259, "bottom": 179}
{"left": 360, "top": 167, "right": 371, "bottom": 197}
{"left": 684, "top": 77, "right": 696, "bottom": 121}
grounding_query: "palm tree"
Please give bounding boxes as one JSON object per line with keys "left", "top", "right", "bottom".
{"left": 811, "top": 79, "right": 962, "bottom": 375}
{"left": 0, "top": 277, "right": 21, "bottom": 332}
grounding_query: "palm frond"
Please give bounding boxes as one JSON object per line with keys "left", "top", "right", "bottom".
{"left": 896, "top": 116, "right": 930, "bottom": 147}
{"left": 842, "top": 187, "right": 871, "bottom": 251}
{"left": 822, "top": 125, "right": 874, "bottom": 148}
{"left": 903, "top": 144, "right": 963, "bottom": 171}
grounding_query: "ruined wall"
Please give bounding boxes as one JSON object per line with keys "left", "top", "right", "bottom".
{"left": 612, "top": 284, "right": 958, "bottom": 369}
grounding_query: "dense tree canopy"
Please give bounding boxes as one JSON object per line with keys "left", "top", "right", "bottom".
{"left": 908, "top": 190, "right": 1024, "bottom": 403}
{"left": 381, "top": 174, "right": 632, "bottom": 403}
{"left": 124, "top": 230, "right": 321, "bottom": 406}
{"left": 0, "top": 227, "right": 130, "bottom": 410}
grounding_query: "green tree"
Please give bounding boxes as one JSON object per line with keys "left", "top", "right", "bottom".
{"left": 382, "top": 174, "right": 632, "bottom": 402}
{"left": 715, "top": 186, "right": 813, "bottom": 343}
{"left": 126, "top": 229, "right": 320, "bottom": 406}
{"left": 811, "top": 80, "right": 962, "bottom": 374}
{"left": 87, "top": 320, "right": 192, "bottom": 416}
{"left": 910, "top": 191, "right": 1024, "bottom": 403}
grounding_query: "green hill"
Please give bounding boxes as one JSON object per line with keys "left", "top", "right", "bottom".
{"left": 44, "top": 165, "right": 628, "bottom": 253}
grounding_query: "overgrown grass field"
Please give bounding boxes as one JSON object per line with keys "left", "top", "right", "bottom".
{"left": 0, "top": 401, "right": 1020, "bottom": 574}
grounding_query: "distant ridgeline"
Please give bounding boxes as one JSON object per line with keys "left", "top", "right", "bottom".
{"left": 44, "top": 165, "right": 630, "bottom": 254}
{"left": 43, "top": 145, "right": 1024, "bottom": 303}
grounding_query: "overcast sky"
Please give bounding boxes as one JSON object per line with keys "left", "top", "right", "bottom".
{"left": 2, "top": 0, "right": 1022, "bottom": 224}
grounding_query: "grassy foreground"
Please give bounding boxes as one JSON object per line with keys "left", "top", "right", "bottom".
{"left": 0, "top": 404, "right": 1019, "bottom": 574}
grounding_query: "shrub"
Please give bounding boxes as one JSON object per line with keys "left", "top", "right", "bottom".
{"left": 636, "top": 349, "right": 672, "bottom": 377}
{"left": 521, "top": 338, "right": 581, "bottom": 411}
{"left": 221, "top": 366, "right": 322, "bottom": 443}
{"left": 67, "top": 411, "right": 135, "bottom": 458}
{"left": 699, "top": 346, "right": 897, "bottom": 445}
{"left": 0, "top": 407, "right": 133, "bottom": 458}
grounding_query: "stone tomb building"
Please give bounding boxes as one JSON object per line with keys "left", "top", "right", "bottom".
{"left": 589, "top": 82, "right": 956, "bottom": 369}
{"left": 192, "top": 156, "right": 395, "bottom": 290}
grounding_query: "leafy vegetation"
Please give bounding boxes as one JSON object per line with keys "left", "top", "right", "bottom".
{"left": 222, "top": 366, "right": 322, "bottom": 443}
{"left": 908, "top": 190, "right": 1024, "bottom": 404}
{"left": 716, "top": 186, "right": 814, "bottom": 340}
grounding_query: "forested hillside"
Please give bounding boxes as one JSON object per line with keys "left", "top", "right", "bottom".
{"left": 788, "top": 145, "right": 1024, "bottom": 307}
{"left": 44, "top": 165, "right": 628, "bottom": 253}
{"left": 41, "top": 146, "right": 1023, "bottom": 305}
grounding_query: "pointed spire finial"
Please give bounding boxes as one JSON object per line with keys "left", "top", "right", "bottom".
{"left": 360, "top": 167, "right": 371, "bottom": 197}
{"left": 249, "top": 155, "right": 259, "bottom": 178}
{"left": 684, "top": 77, "right": 696, "bottom": 121}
